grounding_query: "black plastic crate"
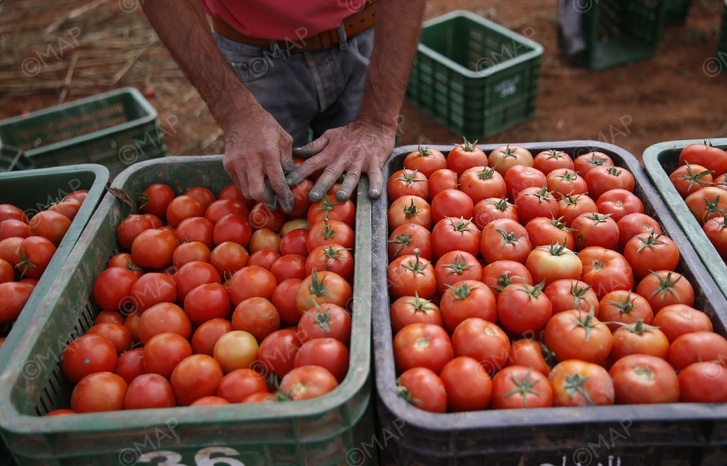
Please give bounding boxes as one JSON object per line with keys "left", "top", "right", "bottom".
{"left": 371, "top": 141, "right": 727, "bottom": 466}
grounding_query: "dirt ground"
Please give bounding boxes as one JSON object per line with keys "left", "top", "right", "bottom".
{"left": 1, "top": 0, "right": 726, "bottom": 162}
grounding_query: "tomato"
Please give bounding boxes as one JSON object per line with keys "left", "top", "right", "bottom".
{"left": 440, "top": 356, "right": 493, "bottom": 412}
{"left": 128, "top": 272, "right": 177, "bottom": 315}
{"left": 488, "top": 144, "right": 533, "bottom": 177}
{"left": 306, "top": 218, "right": 354, "bottom": 253}
{"left": 427, "top": 168, "right": 459, "bottom": 199}
{"left": 241, "top": 392, "right": 276, "bottom": 404}
{"left": 191, "top": 318, "right": 233, "bottom": 356}
{"left": 294, "top": 337, "right": 349, "bottom": 383}
{"left": 545, "top": 168, "right": 588, "bottom": 199}
{"left": 182, "top": 186, "right": 215, "bottom": 210}
{"left": 295, "top": 269, "right": 352, "bottom": 314}
{"left": 448, "top": 138, "right": 489, "bottom": 175}
{"left": 271, "top": 278, "right": 304, "bottom": 327}
{"left": 208, "top": 241, "right": 248, "bottom": 279}
{"left": 130, "top": 228, "right": 177, "bottom": 270}
{"left": 26, "top": 210, "right": 71, "bottom": 245}
{"left": 227, "top": 265, "right": 277, "bottom": 306}
{"left": 525, "top": 243, "right": 582, "bottom": 286}
{"left": 204, "top": 199, "right": 249, "bottom": 225}
{"left": 287, "top": 178, "right": 314, "bottom": 218}
{"left": 166, "top": 194, "right": 206, "bottom": 228}
{"left": 249, "top": 203, "right": 286, "bottom": 232}
{"left": 573, "top": 151, "right": 614, "bottom": 178}
{"left": 595, "top": 188, "right": 644, "bottom": 222}
{"left": 95, "top": 309, "right": 125, "bottom": 325}
{"left": 533, "top": 149, "right": 574, "bottom": 175}
{"left": 524, "top": 216, "right": 575, "bottom": 250}
{"left": 571, "top": 212, "right": 620, "bottom": 251}
{"left": 703, "top": 216, "right": 727, "bottom": 259}
{"left": 403, "top": 145, "right": 448, "bottom": 178}
{"left": 396, "top": 367, "right": 447, "bottom": 413}
{"left": 431, "top": 217, "right": 481, "bottom": 259}
{"left": 473, "top": 197, "right": 519, "bottom": 230}
{"left": 389, "top": 295, "right": 443, "bottom": 334}
{"left": 297, "top": 302, "right": 352, "bottom": 346}
{"left": 138, "top": 302, "right": 192, "bottom": 343}
{"left": 623, "top": 231, "right": 680, "bottom": 280}
{"left": 256, "top": 328, "right": 302, "bottom": 378}
{"left": 116, "top": 215, "right": 153, "bottom": 251}
{"left": 667, "top": 331, "right": 727, "bottom": 371}
{"left": 610, "top": 320, "right": 669, "bottom": 361}
{"left": 679, "top": 361, "right": 727, "bottom": 402}
{"left": 192, "top": 396, "right": 231, "bottom": 406}
{"left": 557, "top": 193, "right": 598, "bottom": 227}
{"left": 451, "top": 317, "right": 510, "bottom": 375}
{"left": 123, "top": 312, "right": 141, "bottom": 344}
{"left": 652, "top": 304, "right": 713, "bottom": 342}
{"left": 281, "top": 219, "right": 310, "bottom": 237}
{"left": 140, "top": 183, "right": 175, "bottom": 219}
{"left": 184, "top": 282, "right": 233, "bottom": 325}
{"left": 439, "top": 279, "right": 497, "bottom": 333}
{"left": 212, "top": 213, "right": 252, "bottom": 247}
{"left": 503, "top": 165, "right": 546, "bottom": 202}
{"left": 214, "top": 330, "right": 260, "bottom": 374}
{"left": 609, "top": 354, "right": 679, "bottom": 404}
{"left": 107, "top": 252, "right": 143, "bottom": 277}
{"left": 14, "top": 235, "right": 56, "bottom": 279}
{"left": 598, "top": 290, "right": 654, "bottom": 333}
{"left": 0, "top": 237, "right": 22, "bottom": 266}
{"left": 459, "top": 166, "right": 507, "bottom": 203}
{"left": 507, "top": 339, "right": 553, "bottom": 376}
{"left": 248, "top": 228, "right": 281, "bottom": 253}
{"left": 114, "top": 348, "right": 145, "bottom": 384}
{"left": 481, "top": 260, "right": 533, "bottom": 298}
{"left": 387, "top": 251, "right": 436, "bottom": 300}
{"left": 430, "top": 189, "right": 474, "bottom": 224}
{"left": 268, "top": 254, "right": 306, "bottom": 283}
{"left": 48, "top": 199, "right": 82, "bottom": 221}
{"left": 544, "top": 309, "right": 612, "bottom": 364}
{"left": 124, "top": 373, "right": 177, "bottom": 409}
{"left": 307, "top": 194, "right": 356, "bottom": 229}
{"left": 278, "top": 365, "right": 338, "bottom": 400}
{"left": 143, "top": 214, "right": 164, "bottom": 229}
{"left": 247, "top": 249, "right": 281, "bottom": 270}
{"left": 61, "top": 334, "right": 118, "bottom": 383}
{"left": 0, "top": 204, "right": 27, "bottom": 223}
{"left": 86, "top": 322, "right": 133, "bottom": 354}
{"left": 513, "top": 186, "right": 559, "bottom": 225}
{"left": 70, "top": 372, "right": 127, "bottom": 413}
{"left": 679, "top": 143, "right": 727, "bottom": 177}
{"left": 387, "top": 223, "right": 432, "bottom": 261}
{"left": 0, "top": 219, "right": 29, "bottom": 240}
{"left": 387, "top": 168, "right": 429, "bottom": 201}
{"left": 635, "top": 270, "right": 695, "bottom": 312}
{"left": 491, "top": 365, "right": 553, "bottom": 409}
{"left": 685, "top": 186, "right": 727, "bottom": 225}
{"left": 585, "top": 165, "right": 635, "bottom": 200}
{"left": 171, "top": 354, "right": 224, "bottom": 406}
{"left": 497, "top": 281, "right": 552, "bottom": 335}
{"left": 548, "top": 359, "right": 614, "bottom": 407}
{"left": 669, "top": 162, "right": 714, "bottom": 198}
{"left": 231, "top": 297, "right": 280, "bottom": 343}
{"left": 279, "top": 228, "right": 309, "bottom": 256}
{"left": 92, "top": 266, "right": 139, "bottom": 312}
{"left": 393, "top": 322, "right": 453, "bottom": 374}
{"left": 479, "top": 218, "right": 532, "bottom": 264}
{"left": 433, "top": 250, "right": 483, "bottom": 295}
{"left": 578, "top": 247, "right": 634, "bottom": 300}
{"left": 174, "top": 260, "right": 221, "bottom": 304}
{"left": 305, "top": 244, "right": 353, "bottom": 282}
{"left": 172, "top": 241, "right": 211, "bottom": 269}
{"left": 616, "top": 212, "right": 662, "bottom": 250}
{"left": 0, "top": 282, "right": 33, "bottom": 323}
{"left": 216, "top": 368, "right": 269, "bottom": 403}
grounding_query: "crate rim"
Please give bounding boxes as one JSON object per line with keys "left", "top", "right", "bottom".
{"left": 374, "top": 140, "right": 727, "bottom": 435}
{"left": 0, "top": 87, "right": 159, "bottom": 157}
{"left": 417, "top": 9, "right": 544, "bottom": 79}
{"left": 0, "top": 154, "right": 372, "bottom": 437}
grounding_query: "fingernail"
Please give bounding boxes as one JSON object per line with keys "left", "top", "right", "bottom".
{"left": 370, "top": 189, "right": 381, "bottom": 198}
{"left": 286, "top": 175, "right": 299, "bottom": 187}
{"left": 309, "top": 190, "right": 323, "bottom": 202}
{"left": 335, "top": 190, "right": 349, "bottom": 202}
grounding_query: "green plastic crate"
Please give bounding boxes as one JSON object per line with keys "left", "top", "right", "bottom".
{"left": 665, "top": 0, "right": 692, "bottom": 24}
{"left": 0, "top": 87, "right": 166, "bottom": 180}
{"left": 0, "top": 146, "right": 34, "bottom": 172}
{"left": 0, "top": 156, "right": 376, "bottom": 466}
{"left": 643, "top": 138, "right": 727, "bottom": 302}
{"left": 558, "top": 0, "right": 668, "bottom": 71}
{"left": 406, "top": 10, "right": 543, "bottom": 141}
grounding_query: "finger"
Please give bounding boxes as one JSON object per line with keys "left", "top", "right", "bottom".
{"left": 268, "top": 161, "right": 295, "bottom": 213}
{"left": 336, "top": 170, "right": 360, "bottom": 202}
{"left": 310, "top": 165, "right": 343, "bottom": 202}
{"left": 367, "top": 165, "right": 384, "bottom": 199}
{"left": 261, "top": 183, "right": 278, "bottom": 211}
{"left": 281, "top": 149, "right": 297, "bottom": 174}
{"left": 292, "top": 136, "right": 327, "bottom": 159}
{"left": 247, "top": 166, "right": 276, "bottom": 206}
{"left": 223, "top": 156, "right": 251, "bottom": 199}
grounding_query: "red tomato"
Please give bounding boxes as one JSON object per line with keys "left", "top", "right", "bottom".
{"left": 504, "top": 165, "right": 547, "bottom": 201}
{"left": 212, "top": 213, "right": 252, "bottom": 247}
{"left": 616, "top": 212, "right": 662, "bottom": 250}
{"left": 623, "top": 231, "right": 680, "bottom": 280}
{"left": 288, "top": 179, "right": 314, "bottom": 218}
{"left": 488, "top": 144, "right": 533, "bottom": 177}
{"left": 269, "top": 253, "right": 307, "bottom": 282}
{"left": 387, "top": 168, "right": 429, "bottom": 201}
{"left": 481, "top": 260, "right": 534, "bottom": 299}
{"left": 130, "top": 228, "right": 177, "bottom": 270}
{"left": 387, "top": 223, "right": 432, "bottom": 261}
{"left": 307, "top": 194, "right": 356, "bottom": 228}
{"left": 573, "top": 151, "right": 614, "bottom": 178}
{"left": 295, "top": 269, "right": 352, "bottom": 314}
{"left": 635, "top": 270, "right": 695, "bottom": 312}
{"left": 557, "top": 193, "right": 598, "bottom": 227}
{"left": 166, "top": 195, "right": 206, "bottom": 228}
{"left": 433, "top": 250, "right": 482, "bottom": 295}
{"left": 140, "top": 183, "right": 175, "bottom": 219}
{"left": 216, "top": 368, "right": 269, "bottom": 403}
{"left": 578, "top": 247, "right": 634, "bottom": 300}
{"left": 610, "top": 320, "right": 669, "bottom": 361}
{"left": 0, "top": 282, "right": 33, "bottom": 323}
{"left": 175, "top": 216, "right": 214, "bottom": 247}
{"left": 652, "top": 304, "right": 713, "bottom": 343}
{"left": 396, "top": 367, "right": 447, "bottom": 413}
{"left": 297, "top": 302, "right": 352, "bottom": 346}
{"left": 513, "top": 186, "right": 559, "bottom": 225}
{"left": 192, "top": 396, "right": 231, "bottom": 406}
{"left": 609, "top": 354, "right": 679, "bottom": 404}
{"left": 548, "top": 359, "right": 614, "bottom": 407}
{"left": 271, "top": 278, "right": 304, "bottom": 327}
{"left": 0, "top": 204, "right": 28, "bottom": 223}
{"left": 294, "top": 337, "right": 349, "bottom": 383}
{"left": 403, "top": 145, "right": 448, "bottom": 178}
{"left": 479, "top": 218, "right": 532, "bottom": 264}
{"left": 138, "top": 302, "right": 192, "bottom": 343}
{"left": 184, "top": 282, "right": 233, "bottom": 325}
{"left": 544, "top": 279, "right": 600, "bottom": 315}
{"left": 667, "top": 331, "right": 727, "bottom": 371}
{"left": 172, "top": 241, "right": 211, "bottom": 270}
{"left": 306, "top": 218, "right": 354, "bottom": 253}
{"left": 249, "top": 203, "right": 286, "bottom": 232}
{"left": 116, "top": 214, "right": 154, "bottom": 250}
{"left": 0, "top": 219, "right": 29, "bottom": 241}
{"left": 107, "top": 252, "right": 143, "bottom": 277}
{"left": 507, "top": 339, "right": 553, "bottom": 376}
{"left": 249, "top": 228, "right": 281, "bottom": 254}
{"left": 387, "top": 195, "right": 432, "bottom": 232}
{"left": 703, "top": 216, "right": 727, "bottom": 259}
{"left": 544, "top": 309, "right": 613, "bottom": 364}
{"left": 174, "top": 260, "right": 221, "bottom": 304}
{"left": 525, "top": 243, "right": 582, "bottom": 286}
{"left": 497, "top": 281, "right": 552, "bottom": 335}
{"left": 430, "top": 189, "right": 475, "bottom": 224}
{"left": 305, "top": 244, "right": 354, "bottom": 282}
{"left": 679, "top": 361, "right": 727, "bottom": 402}
{"left": 92, "top": 266, "right": 139, "bottom": 312}
{"left": 171, "top": 354, "right": 224, "bottom": 406}
{"left": 685, "top": 186, "right": 727, "bottom": 225}
{"left": 533, "top": 149, "right": 574, "bottom": 175}
{"left": 389, "top": 295, "right": 443, "bottom": 334}
{"left": 124, "top": 373, "right": 177, "bottom": 410}
{"left": 451, "top": 317, "right": 510, "bottom": 375}
{"left": 459, "top": 166, "right": 507, "bottom": 204}
{"left": 14, "top": 235, "right": 56, "bottom": 279}
{"left": 524, "top": 216, "right": 575, "bottom": 250}
{"left": 209, "top": 241, "right": 249, "bottom": 278}
{"left": 70, "top": 372, "right": 127, "bottom": 413}
{"left": 387, "top": 251, "right": 436, "bottom": 300}
{"left": 278, "top": 365, "right": 338, "bottom": 400}
{"left": 440, "top": 356, "right": 493, "bottom": 412}
{"left": 231, "top": 297, "right": 281, "bottom": 343}
{"left": 279, "top": 228, "right": 309, "bottom": 256}
{"left": 431, "top": 217, "right": 481, "bottom": 259}
{"left": 393, "top": 322, "right": 453, "bottom": 374}
{"left": 204, "top": 199, "right": 249, "bottom": 225}
{"left": 585, "top": 165, "right": 635, "bottom": 200}
{"left": 571, "top": 212, "right": 620, "bottom": 251}
{"left": 128, "top": 272, "right": 177, "bottom": 314}
{"left": 598, "top": 289, "right": 654, "bottom": 333}
{"left": 439, "top": 279, "right": 497, "bottom": 333}
{"left": 86, "top": 322, "right": 133, "bottom": 354}
{"left": 214, "top": 330, "right": 260, "bottom": 374}
{"left": 247, "top": 249, "right": 281, "bottom": 270}
{"left": 227, "top": 265, "right": 277, "bottom": 306}
{"left": 679, "top": 143, "right": 727, "bottom": 177}
{"left": 114, "top": 347, "right": 145, "bottom": 384}
{"left": 491, "top": 365, "right": 553, "bottom": 409}
{"left": 546, "top": 168, "right": 588, "bottom": 199}
{"left": 191, "top": 318, "right": 233, "bottom": 356}
{"left": 256, "top": 328, "right": 301, "bottom": 378}
{"left": 473, "top": 197, "right": 519, "bottom": 230}
{"left": 448, "top": 139, "right": 489, "bottom": 175}
{"left": 669, "top": 162, "right": 714, "bottom": 198}
{"left": 595, "top": 188, "right": 644, "bottom": 223}
{"left": 61, "top": 334, "right": 118, "bottom": 384}
{"left": 427, "top": 168, "right": 459, "bottom": 199}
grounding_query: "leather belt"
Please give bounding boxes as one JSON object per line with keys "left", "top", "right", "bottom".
{"left": 212, "top": 1, "right": 377, "bottom": 52}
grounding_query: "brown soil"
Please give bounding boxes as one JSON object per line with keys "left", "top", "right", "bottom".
{"left": 1, "top": 0, "right": 726, "bottom": 161}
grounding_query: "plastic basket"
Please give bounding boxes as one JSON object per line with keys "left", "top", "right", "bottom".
{"left": 665, "top": 0, "right": 692, "bottom": 24}
{"left": 371, "top": 141, "right": 727, "bottom": 466}
{"left": 558, "top": 0, "right": 668, "bottom": 71}
{"left": 0, "top": 146, "right": 34, "bottom": 172}
{"left": 405, "top": 10, "right": 543, "bottom": 141}
{"left": 0, "top": 156, "right": 376, "bottom": 466}
{"left": 0, "top": 87, "right": 166, "bottom": 180}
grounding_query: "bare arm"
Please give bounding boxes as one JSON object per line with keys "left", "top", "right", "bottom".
{"left": 141, "top": 0, "right": 296, "bottom": 211}
{"left": 287, "top": 0, "right": 427, "bottom": 201}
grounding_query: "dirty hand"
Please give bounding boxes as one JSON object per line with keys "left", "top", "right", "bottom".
{"left": 285, "top": 118, "right": 397, "bottom": 202}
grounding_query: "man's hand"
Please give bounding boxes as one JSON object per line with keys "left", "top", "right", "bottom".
{"left": 285, "top": 117, "right": 397, "bottom": 202}
{"left": 221, "top": 109, "right": 297, "bottom": 213}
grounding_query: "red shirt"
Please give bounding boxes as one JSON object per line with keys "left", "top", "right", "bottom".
{"left": 200, "top": 0, "right": 358, "bottom": 40}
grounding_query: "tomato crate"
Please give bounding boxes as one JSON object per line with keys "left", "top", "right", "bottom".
{"left": 0, "top": 87, "right": 166, "bottom": 180}
{"left": 557, "top": 0, "right": 668, "bottom": 71}
{"left": 0, "top": 155, "right": 377, "bottom": 466}
{"left": 405, "top": 10, "right": 543, "bottom": 141}
{"left": 371, "top": 141, "right": 727, "bottom": 466}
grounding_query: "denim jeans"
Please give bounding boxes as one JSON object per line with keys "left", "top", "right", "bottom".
{"left": 215, "top": 29, "right": 375, "bottom": 147}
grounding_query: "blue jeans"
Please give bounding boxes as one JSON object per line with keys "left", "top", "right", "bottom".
{"left": 215, "top": 29, "right": 375, "bottom": 147}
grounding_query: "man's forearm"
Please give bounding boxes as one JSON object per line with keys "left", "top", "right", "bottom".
{"left": 358, "top": 0, "right": 426, "bottom": 129}
{"left": 141, "top": 0, "right": 259, "bottom": 129}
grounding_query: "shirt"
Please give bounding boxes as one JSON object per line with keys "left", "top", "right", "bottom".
{"left": 199, "top": 0, "right": 359, "bottom": 41}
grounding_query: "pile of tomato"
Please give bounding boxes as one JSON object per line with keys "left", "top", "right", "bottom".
{"left": 48, "top": 176, "right": 356, "bottom": 414}
{"left": 0, "top": 191, "right": 89, "bottom": 342}
{"left": 386, "top": 142, "right": 727, "bottom": 413}
{"left": 667, "top": 142, "right": 727, "bottom": 259}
